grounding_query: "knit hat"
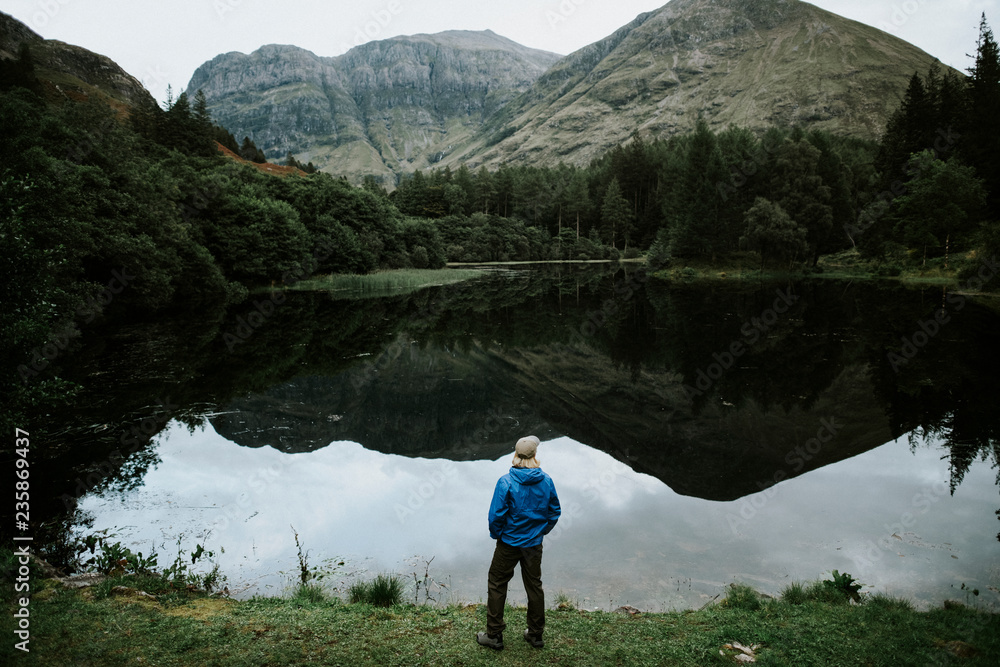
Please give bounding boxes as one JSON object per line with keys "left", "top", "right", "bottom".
{"left": 514, "top": 435, "right": 540, "bottom": 460}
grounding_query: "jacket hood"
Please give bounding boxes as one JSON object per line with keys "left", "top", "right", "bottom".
{"left": 510, "top": 467, "right": 545, "bottom": 485}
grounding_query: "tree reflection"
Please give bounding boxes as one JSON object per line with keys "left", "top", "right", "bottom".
{"left": 21, "top": 267, "right": 1000, "bottom": 546}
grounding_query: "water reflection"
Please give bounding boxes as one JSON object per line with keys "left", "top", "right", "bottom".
{"left": 28, "top": 266, "right": 1000, "bottom": 606}
{"left": 81, "top": 422, "right": 999, "bottom": 610}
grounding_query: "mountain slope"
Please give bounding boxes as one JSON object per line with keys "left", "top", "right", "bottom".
{"left": 1, "top": 11, "right": 155, "bottom": 112}
{"left": 186, "top": 31, "right": 561, "bottom": 185}
{"left": 444, "top": 0, "right": 954, "bottom": 169}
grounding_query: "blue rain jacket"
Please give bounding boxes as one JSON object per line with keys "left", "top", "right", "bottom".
{"left": 488, "top": 467, "right": 561, "bottom": 547}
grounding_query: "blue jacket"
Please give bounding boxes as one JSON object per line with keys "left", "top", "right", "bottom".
{"left": 488, "top": 467, "right": 561, "bottom": 547}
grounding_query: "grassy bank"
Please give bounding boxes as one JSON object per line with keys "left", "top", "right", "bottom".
{"left": 649, "top": 249, "right": 1000, "bottom": 294}
{"left": 288, "top": 268, "right": 487, "bottom": 298}
{"left": 5, "top": 575, "right": 997, "bottom": 666}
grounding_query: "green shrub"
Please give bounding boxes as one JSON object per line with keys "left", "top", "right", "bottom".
{"left": 722, "top": 583, "right": 763, "bottom": 611}
{"left": 292, "top": 582, "right": 329, "bottom": 605}
{"left": 803, "top": 580, "right": 850, "bottom": 605}
{"left": 865, "top": 592, "right": 914, "bottom": 611}
{"left": 823, "top": 570, "right": 863, "bottom": 603}
{"left": 780, "top": 581, "right": 808, "bottom": 605}
{"left": 349, "top": 574, "right": 404, "bottom": 607}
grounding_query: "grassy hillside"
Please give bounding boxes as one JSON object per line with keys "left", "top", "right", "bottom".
{"left": 446, "top": 0, "right": 956, "bottom": 171}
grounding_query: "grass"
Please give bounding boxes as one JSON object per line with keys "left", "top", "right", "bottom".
{"left": 649, "top": 249, "right": 999, "bottom": 292}
{"left": 289, "top": 268, "right": 486, "bottom": 298}
{"left": 4, "top": 576, "right": 998, "bottom": 666}
{"left": 291, "top": 581, "right": 329, "bottom": 605}
{"left": 348, "top": 574, "right": 405, "bottom": 607}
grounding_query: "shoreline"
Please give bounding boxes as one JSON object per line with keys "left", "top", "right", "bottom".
{"left": 9, "top": 565, "right": 998, "bottom": 666}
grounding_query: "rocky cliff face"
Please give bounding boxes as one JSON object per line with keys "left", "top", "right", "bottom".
{"left": 189, "top": 0, "right": 954, "bottom": 181}
{"left": 447, "top": 0, "right": 952, "bottom": 170}
{"left": 186, "top": 30, "right": 561, "bottom": 185}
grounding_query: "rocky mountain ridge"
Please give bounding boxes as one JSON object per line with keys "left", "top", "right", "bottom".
{"left": 187, "top": 0, "right": 954, "bottom": 182}
{"left": 444, "top": 0, "right": 954, "bottom": 170}
{"left": 186, "top": 30, "right": 561, "bottom": 185}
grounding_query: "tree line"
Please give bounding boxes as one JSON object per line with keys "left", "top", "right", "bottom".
{"left": 0, "top": 67, "right": 442, "bottom": 431}
{"left": 2, "top": 16, "right": 998, "bottom": 432}
{"left": 386, "top": 15, "right": 999, "bottom": 276}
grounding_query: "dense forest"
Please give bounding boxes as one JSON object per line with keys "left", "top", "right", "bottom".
{"left": 1, "top": 16, "right": 998, "bottom": 436}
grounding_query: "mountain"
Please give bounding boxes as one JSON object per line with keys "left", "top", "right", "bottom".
{"left": 209, "top": 337, "right": 891, "bottom": 502}
{"left": 186, "top": 31, "right": 561, "bottom": 185}
{"left": 0, "top": 11, "right": 155, "bottom": 112}
{"left": 189, "top": 0, "right": 954, "bottom": 181}
{"left": 445, "top": 0, "right": 955, "bottom": 170}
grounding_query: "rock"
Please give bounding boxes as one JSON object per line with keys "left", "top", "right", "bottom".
{"left": 110, "top": 586, "right": 157, "bottom": 600}
{"left": 59, "top": 573, "right": 107, "bottom": 589}
{"left": 186, "top": 31, "right": 561, "bottom": 184}
{"left": 942, "top": 640, "right": 977, "bottom": 658}
{"left": 614, "top": 605, "right": 641, "bottom": 616}
{"left": 721, "top": 641, "right": 761, "bottom": 662}
{"left": 31, "top": 555, "right": 66, "bottom": 579}
{"left": 452, "top": 0, "right": 953, "bottom": 172}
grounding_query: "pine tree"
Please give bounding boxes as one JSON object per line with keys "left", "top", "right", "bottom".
{"left": 474, "top": 166, "right": 497, "bottom": 215}
{"left": 890, "top": 151, "right": 986, "bottom": 263}
{"left": 668, "top": 119, "right": 729, "bottom": 261}
{"left": 769, "top": 139, "right": 833, "bottom": 265}
{"left": 964, "top": 13, "right": 1000, "bottom": 218}
{"left": 875, "top": 72, "right": 936, "bottom": 188}
{"left": 600, "top": 177, "right": 632, "bottom": 249}
{"left": 239, "top": 136, "right": 258, "bottom": 162}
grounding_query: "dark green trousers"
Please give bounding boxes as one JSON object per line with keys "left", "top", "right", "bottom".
{"left": 486, "top": 540, "right": 545, "bottom": 639}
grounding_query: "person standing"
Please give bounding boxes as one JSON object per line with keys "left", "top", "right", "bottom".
{"left": 476, "top": 435, "right": 561, "bottom": 651}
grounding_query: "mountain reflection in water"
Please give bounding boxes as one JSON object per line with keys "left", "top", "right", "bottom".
{"left": 37, "top": 266, "right": 1000, "bottom": 607}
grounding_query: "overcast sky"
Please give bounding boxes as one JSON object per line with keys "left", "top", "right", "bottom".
{"left": 4, "top": 0, "right": 996, "bottom": 104}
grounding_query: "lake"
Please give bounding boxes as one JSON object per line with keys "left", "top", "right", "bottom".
{"left": 43, "top": 265, "right": 1000, "bottom": 610}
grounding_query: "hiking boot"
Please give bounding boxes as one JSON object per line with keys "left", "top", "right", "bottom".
{"left": 523, "top": 629, "right": 544, "bottom": 649}
{"left": 476, "top": 631, "right": 504, "bottom": 650}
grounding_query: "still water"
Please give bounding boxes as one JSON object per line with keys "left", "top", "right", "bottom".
{"left": 82, "top": 423, "right": 997, "bottom": 611}
{"left": 48, "top": 266, "right": 1000, "bottom": 610}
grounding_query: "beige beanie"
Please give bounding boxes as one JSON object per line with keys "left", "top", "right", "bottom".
{"left": 514, "top": 435, "right": 540, "bottom": 460}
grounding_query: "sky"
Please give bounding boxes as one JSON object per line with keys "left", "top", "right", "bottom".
{"left": 3, "top": 0, "right": 997, "bottom": 105}
{"left": 80, "top": 423, "right": 1000, "bottom": 609}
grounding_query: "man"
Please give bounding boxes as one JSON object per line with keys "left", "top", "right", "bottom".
{"left": 476, "top": 435, "right": 561, "bottom": 651}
